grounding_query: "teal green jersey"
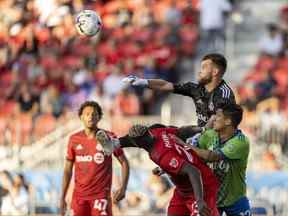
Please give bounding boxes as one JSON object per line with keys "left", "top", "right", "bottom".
{"left": 198, "top": 129, "right": 250, "bottom": 207}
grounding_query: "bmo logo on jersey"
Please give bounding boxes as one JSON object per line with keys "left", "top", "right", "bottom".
{"left": 76, "top": 155, "right": 93, "bottom": 162}
{"left": 76, "top": 153, "right": 105, "bottom": 164}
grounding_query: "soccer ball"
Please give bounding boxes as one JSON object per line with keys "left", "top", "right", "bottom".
{"left": 75, "top": 10, "right": 102, "bottom": 37}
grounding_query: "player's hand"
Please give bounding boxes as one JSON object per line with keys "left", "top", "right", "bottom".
{"left": 59, "top": 198, "right": 67, "bottom": 216}
{"left": 152, "top": 167, "right": 164, "bottom": 176}
{"left": 122, "top": 75, "right": 149, "bottom": 87}
{"left": 205, "top": 115, "right": 216, "bottom": 129}
{"left": 196, "top": 200, "right": 211, "bottom": 216}
{"left": 113, "top": 187, "right": 126, "bottom": 203}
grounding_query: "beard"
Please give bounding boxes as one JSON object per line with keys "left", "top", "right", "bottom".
{"left": 198, "top": 75, "right": 213, "bottom": 85}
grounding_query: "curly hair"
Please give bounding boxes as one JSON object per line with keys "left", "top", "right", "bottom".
{"left": 128, "top": 124, "right": 149, "bottom": 137}
{"left": 78, "top": 101, "right": 103, "bottom": 119}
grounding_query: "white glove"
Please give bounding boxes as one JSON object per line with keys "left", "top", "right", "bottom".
{"left": 122, "top": 75, "right": 149, "bottom": 87}
{"left": 186, "top": 133, "right": 201, "bottom": 147}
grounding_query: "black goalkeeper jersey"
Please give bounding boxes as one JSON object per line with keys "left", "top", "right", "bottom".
{"left": 173, "top": 80, "right": 236, "bottom": 127}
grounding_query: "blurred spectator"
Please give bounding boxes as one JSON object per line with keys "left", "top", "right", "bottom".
{"left": 199, "top": 0, "right": 232, "bottom": 52}
{"left": 103, "top": 65, "right": 125, "bottom": 99}
{"left": 40, "top": 85, "right": 65, "bottom": 118}
{"left": 15, "top": 82, "right": 39, "bottom": 115}
{"left": 165, "top": 0, "right": 182, "bottom": 27}
{"left": 121, "top": 191, "right": 151, "bottom": 215}
{"left": 259, "top": 24, "right": 283, "bottom": 57}
{"left": 1, "top": 172, "right": 30, "bottom": 216}
{"left": 146, "top": 175, "right": 173, "bottom": 214}
{"left": 113, "top": 87, "right": 140, "bottom": 116}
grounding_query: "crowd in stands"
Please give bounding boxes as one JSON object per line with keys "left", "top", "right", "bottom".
{"left": 237, "top": 4, "right": 288, "bottom": 169}
{"left": 0, "top": 0, "right": 200, "bottom": 147}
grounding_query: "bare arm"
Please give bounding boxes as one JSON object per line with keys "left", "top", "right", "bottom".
{"left": 191, "top": 147, "right": 223, "bottom": 162}
{"left": 147, "top": 79, "right": 174, "bottom": 92}
{"left": 176, "top": 125, "right": 203, "bottom": 141}
{"left": 179, "top": 162, "right": 204, "bottom": 201}
{"left": 60, "top": 160, "right": 73, "bottom": 216}
{"left": 179, "top": 162, "right": 211, "bottom": 215}
{"left": 61, "top": 160, "right": 73, "bottom": 199}
{"left": 113, "top": 154, "right": 130, "bottom": 203}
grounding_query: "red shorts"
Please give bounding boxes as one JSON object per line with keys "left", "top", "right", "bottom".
{"left": 167, "top": 189, "right": 219, "bottom": 216}
{"left": 71, "top": 196, "right": 112, "bottom": 216}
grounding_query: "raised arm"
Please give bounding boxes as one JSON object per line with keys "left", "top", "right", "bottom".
{"left": 122, "top": 75, "right": 174, "bottom": 92}
{"left": 147, "top": 79, "right": 174, "bottom": 91}
{"left": 176, "top": 125, "right": 204, "bottom": 141}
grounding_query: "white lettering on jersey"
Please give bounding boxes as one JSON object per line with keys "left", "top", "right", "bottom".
{"left": 162, "top": 133, "right": 172, "bottom": 148}
{"left": 76, "top": 155, "right": 93, "bottom": 162}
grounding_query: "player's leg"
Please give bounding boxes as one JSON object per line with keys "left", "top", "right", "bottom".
{"left": 220, "top": 196, "right": 251, "bottom": 216}
{"left": 89, "top": 197, "right": 112, "bottom": 216}
{"left": 167, "top": 190, "right": 190, "bottom": 216}
{"left": 71, "top": 197, "right": 91, "bottom": 216}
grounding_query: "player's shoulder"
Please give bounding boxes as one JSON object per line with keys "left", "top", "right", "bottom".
{"left": 229, "top": 130, "right": 249, "bottom": 146}
{"left": 216, "top": 80, "right": 234, "bottom": 99}
{"left": 70, "top": 130, "right": 85, "bottom": 139}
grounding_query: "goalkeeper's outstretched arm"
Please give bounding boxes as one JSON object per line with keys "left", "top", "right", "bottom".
{"left": 122, "top": 75, "right": 174, "bottom": 92}
{"left": 147, "top": 79, "right": 174, "bottom": 92}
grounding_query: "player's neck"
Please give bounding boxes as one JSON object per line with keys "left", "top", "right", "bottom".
{"left": 84, "top": 127, "right": 96, "bottom": 139}
{"left": 205, "top": 78, "right": 222, "bottom": 92}
{"left": 219, "top": 127, "right": 236, "bottom": 143}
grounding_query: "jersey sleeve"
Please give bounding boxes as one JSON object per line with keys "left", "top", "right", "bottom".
{"left": 198, "top": 129, "right": 218, "bottom": 150}
{"left": 221, "top": 137, "right": 249, "bottom": 160}
{"left": 173, "top": 82, "right": 199, "bottom": 98}
{"left": 66, "top": 136, "right": 75, "bottom": 161}
{"left": 158, "top": 151, "right": 186, "bottom": 175}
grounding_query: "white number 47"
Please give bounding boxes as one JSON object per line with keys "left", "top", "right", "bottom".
{"left": 94, "top": 199, "right": 108, "bottom": 215}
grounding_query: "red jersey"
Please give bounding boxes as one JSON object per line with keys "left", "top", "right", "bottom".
{"left": 66, "top": 129, "right": 124, "bottom": 200}
{"left": 149, "top": 127, "right": 219, "bottom": 197}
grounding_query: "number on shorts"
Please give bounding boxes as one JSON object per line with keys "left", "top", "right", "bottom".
{"left": 239, "top": 210, "right": 251, "bottom": 216}
{"left": 94, "top": 199, "right": 108, "bottom": 215}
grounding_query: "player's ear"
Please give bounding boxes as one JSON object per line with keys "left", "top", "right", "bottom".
{"left": 213, "top": 67, "right": 220, "bottom": 77}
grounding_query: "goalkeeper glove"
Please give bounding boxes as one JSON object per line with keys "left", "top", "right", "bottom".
{"left": 122, "top": 75, "right": 149, "bottom": 87}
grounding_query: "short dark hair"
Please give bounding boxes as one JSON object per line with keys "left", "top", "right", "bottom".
{"left": 220, "top": 103, "right": 243, "bottom": 128}
{"left": 202, "top": 53, "right": 227, "bottom": 75}
{"left": 78, "top": 101, "right": 103, "bottom": 119}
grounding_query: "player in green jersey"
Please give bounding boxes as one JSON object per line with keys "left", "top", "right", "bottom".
{"left": 190, "top": 103, "right": 251, "bottom": 216}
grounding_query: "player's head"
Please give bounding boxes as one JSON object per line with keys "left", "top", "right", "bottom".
{"left": 128, "top": 124, "right": 155, "bottom": 151}
{"left": 213, "top": 103, "right": 243, "bottom": 131}
{"left": 198, "top": 53, "right": 227, "bottom": 85}
{"left": 78, "top": 101, "right": 103, "bottom": 129}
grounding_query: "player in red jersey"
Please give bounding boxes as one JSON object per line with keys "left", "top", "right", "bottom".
{"left": 60, "top": 101, "right": 130, "bottom": 216}
{"left": 97, "top": 124, "right": 220, "bottom": 216}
